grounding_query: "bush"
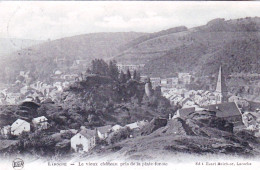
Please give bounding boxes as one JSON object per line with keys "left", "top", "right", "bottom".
{"left": 109, "top": 127, "right": 132, "bottom": 144}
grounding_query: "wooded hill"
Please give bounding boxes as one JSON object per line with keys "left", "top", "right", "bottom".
{"left": 1, "top": 17, "right": 260, "bottom": 83}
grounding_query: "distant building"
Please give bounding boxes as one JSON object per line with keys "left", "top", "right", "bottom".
{"left": 11, "top": 119, "right": 30, "bottom": 136}
{"left": 150, "top": 77, "right": 161, "bottom": 88}
{"left": 125, "top": 120, "right": 148, "bottom": 130}
{"left": 116, "top": 64, "right": 145, "bottom": 72}
{"left": 32, "top": 116, "right": 48, "bottom": 130}
{"left": 97, "top": 125, "right": 112, "bottom": 140}
{"left": 112, "top": 125, "right": 123, "bottom": 132}
{"left": 178, "top": 73, "right": 192, "bottom": 84}
{"left": 125, "top": 122, "right": 139, "bottom": 130}
{"left": 167, "top": 77, "right": 179, "bottom": 86}
{"left": 71, "top": 129, "right": 97, "bottom": 153}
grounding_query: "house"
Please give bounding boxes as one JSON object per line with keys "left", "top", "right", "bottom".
{"left": 112, "top": 124, "right": 122, "bottom": 132}
{"left": 0, "top": 125, "right": 11, "bottom": 138}
{"left": 180, "top": 97, "right": 195, "bottom": 108}
{"left": 71, "top": 129, "right": 97, "bottom": 153}
{"left": 203, "top": 102, "right": 243, "bottom": 126}
{"left": 168, "top": 77, "right": 179, "bottom": 86}
{"left": 178, "top": 73, "right": 192, "bottom": 84}
{"left": 32, "top": 116, "right": 48, "bottom": 130}
{"left": 11, "top": 119, "right": 30, "bottom": 136}
{"left": 60, "top": 129, "right": 78, "bottom": 134}
{"left": 171, "top": 95, "right": 184, "bottom": 105}
{"left": 125, "top": 122, "right": 139, "bottom": 130}
{"left": 97, "top": 125, "right": 112, "bottom": 140}
{"left": 150, "top": 77, "right": 161, "bottom": 88}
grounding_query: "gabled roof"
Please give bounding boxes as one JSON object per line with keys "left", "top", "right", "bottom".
{"left": 79, "top": 129, "right": 96, "bottom": 139}
{"left": 203, "top": 102, "right": 242, "bottom": 118}
{"left": 97, "top": 125, "right": 112, "bottom": 134}
{"left": 11, "top": 119, "right": 29, "bottom": 131}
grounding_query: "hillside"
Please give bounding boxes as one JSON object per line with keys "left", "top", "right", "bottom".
{"left": 0, "top": 32, "right": 146, "bottom": 83}
{"left": 79, "top": 111, "right": 260, "bottom": 161}
{"left": 1, "top": 17, "right": 260, "bottom": 83}
{"left": 0, "top": 38, "right": 44, "bottom": 57}
{"left": 114, "top": 17, "right": 260, "bottom": 76}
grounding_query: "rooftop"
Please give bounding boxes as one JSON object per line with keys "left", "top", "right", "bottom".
{"left": 97, "top": 125, "right": 112, "bottom": 134}
{"left": 79, "top": 129, "right": 96, "bottom": 139}
{"left": 203, "top": 102, "right": 242, "bottom": 118}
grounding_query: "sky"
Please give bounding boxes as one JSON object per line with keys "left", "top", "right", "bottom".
{"left": 0, "top": 1, "right": 260, "bottom": 40}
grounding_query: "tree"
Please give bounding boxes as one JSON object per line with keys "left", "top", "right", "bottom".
{"left": 119, "top": 71, "right": 127, "bottom": 83}
{"left": 133, "top": 70, "right": 137, "bottom": 80}
{"left": 133, "top": 70, "right": 141, "bottom": 81}
{"left": 136, "top": 72, "right": 141, "bottom": 81}
{"left": 126, "top": 69, "right": 131, "bottom": 80}
{"left": 108, "top": 60, "right": 119, "bottom": 80}
{"left": 90, "top": 59, "right": 109, "bottom": 75}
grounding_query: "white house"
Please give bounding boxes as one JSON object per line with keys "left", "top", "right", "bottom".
{"left": 97, "top": 125, "right": 112, "bottom": 139}
{"left": 124, "top": 120, "right": 148, "bottom": 130}
{"left": 11, "top": 119, "right": 30, "bottom": 136}
{"left": 125, "top": 122, "right": 139, "bottom": 130}
{"left": 112, "top": 124, "right": 122, "bottom": 132}
{"left": 32, "top": 116, "right": 48, "bottom": 130}
{"left": 71, "top": 129, "right": 97, "bottom": 153}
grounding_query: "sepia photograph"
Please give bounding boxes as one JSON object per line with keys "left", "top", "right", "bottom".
{"left": 0, "top": 1, "right": 260, "bottom": 170}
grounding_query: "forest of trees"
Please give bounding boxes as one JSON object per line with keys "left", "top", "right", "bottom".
{"left": 86, "top": 59, "right": 141, "bottom": 82}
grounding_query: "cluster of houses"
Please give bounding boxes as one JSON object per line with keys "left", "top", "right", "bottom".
{"left": 169, "top": 66, "right": 260, "bottom": 133}
{"left": 0, "top": 114, "right": 148, "bottom": 154}
{"left": 0, "top": 116, "right": 49, "bottom": 138}
{"left": 70, "top": 120, "right": 148, "bottom": 153}
{"left": 0, "top": 69, "right": 83, "bottom": 105}
{"left": 140, "top": 72, "right": 193, "bottom": 89}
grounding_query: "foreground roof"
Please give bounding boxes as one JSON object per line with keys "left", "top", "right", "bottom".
{"left": 97, "top": 125, "right": 112, "bottom": 134}
{"left": 79, "top": 129, "right": 96, "bottom": 139}
{"left": 203, "top": 102, "right": 242, "bottom": 118}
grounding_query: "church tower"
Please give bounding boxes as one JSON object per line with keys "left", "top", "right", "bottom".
{"left": 215, "top": 66, "right": 228, "bottom": 104}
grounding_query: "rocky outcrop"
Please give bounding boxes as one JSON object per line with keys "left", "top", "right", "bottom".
{"left": 141, "top": 117, "right": 167, "bottom": 135}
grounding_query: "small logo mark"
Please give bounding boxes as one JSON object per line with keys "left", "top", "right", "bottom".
{"left": 12, "top": 158, "right": 24, "bottom": 170}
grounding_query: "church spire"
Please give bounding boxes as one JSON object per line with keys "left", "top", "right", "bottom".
{"left": 215, "top": 66, "right": 228, "bottom": 103}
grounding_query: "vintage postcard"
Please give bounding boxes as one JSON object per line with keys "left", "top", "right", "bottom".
{"left": 0, "top": 1, "right": 260, "bottom": 170}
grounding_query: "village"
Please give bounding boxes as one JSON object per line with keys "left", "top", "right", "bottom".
{"left": 0, "top": 62, "right": 260, "bottom": 156}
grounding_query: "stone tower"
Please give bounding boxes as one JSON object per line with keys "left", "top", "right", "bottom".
{"left": 145, "top": 77, "right": 153, "bottom": 98}
{"left": 215, "top": 66, "right": 228, "bottom": 104}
